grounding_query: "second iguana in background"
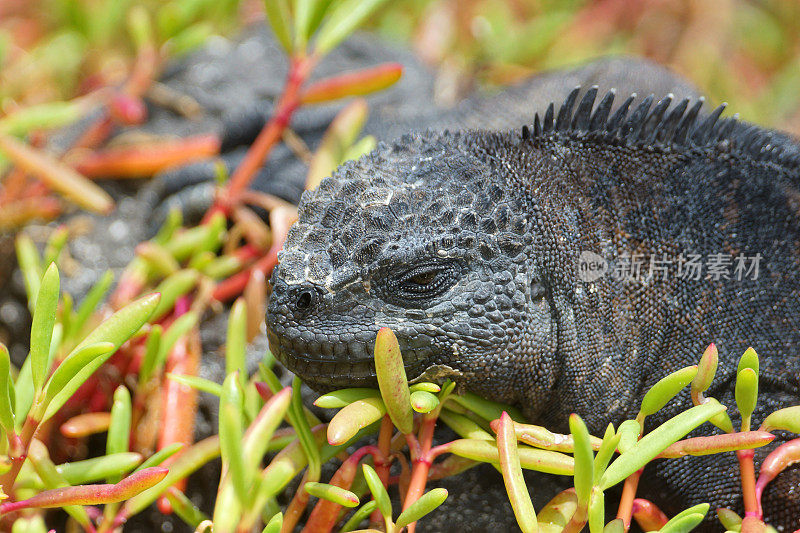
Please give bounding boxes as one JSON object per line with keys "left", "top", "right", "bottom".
{"left": 266, "top": 87, "right": 800, "bottom": 529}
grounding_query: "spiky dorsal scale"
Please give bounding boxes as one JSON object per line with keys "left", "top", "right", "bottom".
{"left": 521, "top": 87, "right": 800, "bottom": 169}
{"left": 571, "top": 86, "right": 598, "bottom": 131}
{"left": 641, "top": 94, "right": 673, "bottom": 143}
{"left": 606, "top": 94, "right": 636, "bottom": 133}
{"left": 589, "top": 89, "right": 615, "bottom": 131}
{"left": 556, "top": 87, "right": 581, "bottom": 131}
{"left": 654, "top": 97, "right": 689, "bottom": 143}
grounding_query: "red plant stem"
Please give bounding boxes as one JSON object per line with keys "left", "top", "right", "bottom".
{"left": 402, "top": 413, "right": 438, "bottom": 533}
{"left": 367, "top": 416, "right": 394, "bottom": 525}
{"left": 303, "top": 446, "right": 380, "bottom": 533}
{"left": 616, "top": 469, "right": 643, "bottom": 530}
{"left": 155, "top": 327, "right": 200, "bottom": 514}
{"left": 737, "top": 449, "right": 759, "bottom": 518}
{"left": 0, "top": 416, "right": 38, "bottom": 497}
{"left": 204, "top": 55, "right": 316, "bottom": 222}
{"left": 376, "top": 416, "right": 393, "bottom": 486}
{"left": 281, "top": 471, "right": 311, "bottom": 533}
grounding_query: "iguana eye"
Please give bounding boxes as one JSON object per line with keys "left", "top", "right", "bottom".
{"left": 389, "top": 262, "right": 459, "bottom": 303}
{"left": 409, "top": 271, "right": 437, "bottom": 285}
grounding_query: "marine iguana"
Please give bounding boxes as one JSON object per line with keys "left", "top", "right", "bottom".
{"left": 266, "top": 87, "right": 800, "bottom": 529}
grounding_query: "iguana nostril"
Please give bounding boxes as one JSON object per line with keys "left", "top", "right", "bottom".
{"left": 296, "top": 289, "right": 315, "bottom": 311}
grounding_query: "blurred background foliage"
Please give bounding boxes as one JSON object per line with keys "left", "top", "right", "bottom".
{"left": 1, "top": 0, "right": 799, "bottom": 134}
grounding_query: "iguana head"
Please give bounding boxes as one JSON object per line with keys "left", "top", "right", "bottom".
{"left": 266, "top": 130, "right": 555, "bottom": 403}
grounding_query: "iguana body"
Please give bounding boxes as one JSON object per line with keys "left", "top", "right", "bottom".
{"left": 266, "top": 88, "right": 800, "bottom": 528}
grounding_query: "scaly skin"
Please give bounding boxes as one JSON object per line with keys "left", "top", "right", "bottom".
{"left": 266, "top": 88, "right": 800, "bottom": 530}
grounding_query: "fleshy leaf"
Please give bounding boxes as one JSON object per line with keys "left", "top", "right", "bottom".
{"left": 374, "top": 327, "right": 413, "bottom": 434}
{"left": 497, "top": 411, "right": 538, "bottom": 533}
{"left": 314, "top": 388, "right": 379, "bottom": 408}
{"left": 569, "top": 414, "right": 593, "bottom": 505}
{"left": 362, "top": 463, "right": 392, "bottom": 521}
{"left": 760, "top": 406, "right": 800, "bottom": 433}
{"left": 304, "top": 482, "right": 359, "bottom": 507}
{"left": 600, "top": 401, "right": 726, "bottom": 489}
{"left": 29, "top": 263, "right": 60, "bottom": 392}
{"left": 328, "top": 397, "right": 386, "bottom": 446}
{"left": 395, "top": 488, "right": 448, "bottom": 530}
{"left": 639, "top": 366, "right": 697, "bottom": 417}
{"left": 0, "top": 468, "right": 168, "bottom": 512}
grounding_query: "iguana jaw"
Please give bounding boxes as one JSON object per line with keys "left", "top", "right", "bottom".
{"left": 265, "top": 325, "right": 433, "bottom": 388}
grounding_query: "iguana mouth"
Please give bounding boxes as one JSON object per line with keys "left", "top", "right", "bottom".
{"left": 266, "top": 327, "right": 433, "bottom": 388}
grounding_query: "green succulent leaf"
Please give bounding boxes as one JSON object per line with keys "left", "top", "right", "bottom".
{"left": 448, "top": 438, "right": 574, "bottom": 475}
{"left": 38, "top": 292, "right": 159, "bottom": 421}
{"left": 362, "top": 463, "right": 392, "bottom": 521}
{"left": 735, "top": 368, "right": 758, "bottom": 428}
{"left": 410, "top": 390, "right": 439, "bottom": 413}
{"left": 30, "top": 263, "right": 60, "bottom": 392}
{"left": 0, "top": 344, "right": 15, "bottom": 432}
{"left": 264, "top": 0, "right": 292, "bottom": 53}
{"left": 70, "top": 270, "right": 113, "bottom": 340}
{"left": 395, "top": 488, "right": 448, "bottom": 530}
{"left": 438, "top": 410, "right": 494, "bottom": 441}
{"left": 600, "top": 401, "right": 726, "bottom": 489}
{"left": 593, "top": 424, "right": 619, "bottom": 480}
{"left": 38, "top": 342, "right": 115, "bottom": 423}
{"left": 15, "top": 234, "right": 43, "bottom": 306}
{"left": 691, "top": 344, "right": 718, "bottom": 399}
{"left": 340, "top": 500, "right": 377, "bottom": 532}
{"left": 150, "top": 270, "right": 199, "bottom": 321}
{"left": 760, "top": 406, "right": 800, "bottom": 433}
{"left": 603, "top": 518, "right": 625, "bottom": 533}
{"left": 106, "top": 385, "right": 132, "bottom": 482}
{"left": 497, "top": 411, "right": 538, "bottom": 533}
{"left": 304, "top": 481, "right": 359, "bottom": 507}
{"left": 639, "top": 365, "right": 697, "bottom": 417}
{"left": 374, "top": 327, "right": 413, "bottom": 434}
{"left": 166, "top": 373, "right": 222, "bottom": 397}
{"left": 588, "top": 487, "right": 605, "bottom": 533}
{"left": 219, "top": 372, "right": 248, "bottom": 502}
{"left": 327, "top": 396, "right": 387, "bottom": 446}
{"left": 409, "top": 382, "right": 441, "bottom": 394}
{"left": 569, "top": 413, "right": 594, "bottom": 504}
{"left": 716, "top": 508, "right": 742, "bottom": 531}
{"left": 289, "top": 376, "right": 322, "bottom": 481}
{"left": 314, "top": 387, "right": 379, "bottom": 408}
{"left": 659, "top": 503, "right": 709, "bottom": 533}
{"left": 164, "top": 487, "right": 209, "bottom": 529}
{"left": 615, "top": 420, "right": 641, "bottom": 454}
{"left": 57, "top": 453, "right": 142, "bottom": 485}
{"left": 448, "top": 391, "right": 526, "bottom": 423}
{"left": 135, "top": 443, "right": 184, "bottom": 473}
{"left": 226, "top": 298, "right": 247, "bottom": 377}
{"left": 313, "top": 0, "right": 389, "bottom": 55}
{"left": 737, "top": 347, "right": 759, "bottom": 375}
{"left": 262, "top": 511, "right": 283, "bottom": 533}
{"left": 242, "top": 388, "right": 292, "bottom": 472}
